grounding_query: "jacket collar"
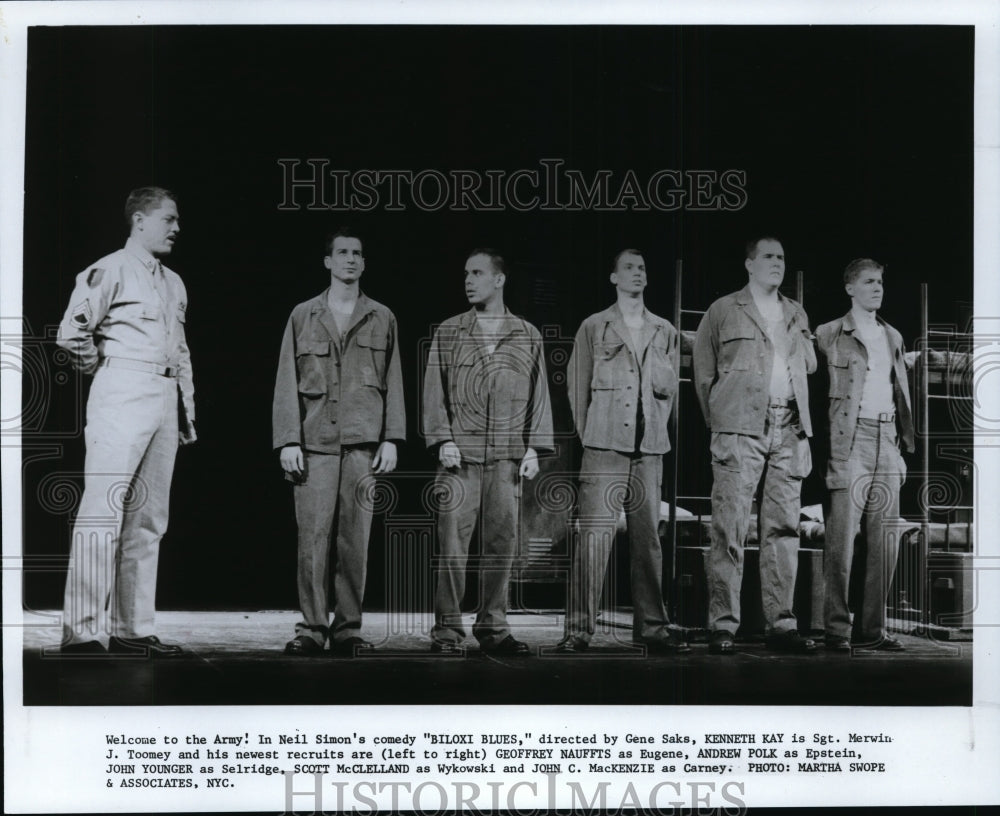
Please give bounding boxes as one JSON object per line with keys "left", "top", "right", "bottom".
{"left": 457, "top": 307, "right": 524, "bottom": 344}
{"left": 735, "top": 284, "right": 799, "bottom": 336}
{"left": 310, "top": 289, "right": 375, "bottom": 343}
{"left": 124, "top": 237, "right": 159, "bottom": 272}
{"left": 840, "top": 309, "right": 903, "bottom": 355}
{"left": 842, "top": 308, "right": 881, "bottom": 334}
{"left": 600, "top": 302, "right": 661, "bottom": 359}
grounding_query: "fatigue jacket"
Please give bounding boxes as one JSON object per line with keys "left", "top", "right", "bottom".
{"left": 422, "top": 309, "right": 554, "bottom": 462}
{"left": 693, "top": 285, "right": 816, "bottom": 437}
{"left": 815, "top": 311, "right": 914, "bottom": 462}
{"left": 568, "top": 304, "right": 679, "bottom": 454}
{"left": 272, "top": 291, "right": 406, "bottom": 453}
{"left": 57, "top": 237, "right": 195, "bottom": 425}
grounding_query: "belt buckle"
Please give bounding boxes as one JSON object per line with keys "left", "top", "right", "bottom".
{"left": 164, "top": 366, "right": 176, "bottom": 378}
{"left": 878, "top": 412, "right": 895, "bottom": 423}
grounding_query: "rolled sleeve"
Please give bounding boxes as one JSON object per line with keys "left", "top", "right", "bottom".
{"left": 692, "top": 309, "right": 718, "bottom": 428}
{"left": 421, "top": 327, "right": 453, "bottom": 449}
{"left": 382, "top": 315, "right": 407, "bottom": 443}
{"left": 526, "top": 335, "right": 554, "bottom": 453}
{"left": 272, "top": 316, "right": 303, "bottom": 449}
{"left": 567, "top": 321, "right": 593, "bottom": 438}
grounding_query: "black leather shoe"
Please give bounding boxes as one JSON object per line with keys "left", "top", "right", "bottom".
{"left": 284, "top": 636, "right": 324, "bottom": 656}
{"left": 329, "top": 636, "right": 375, "bottom": 657}
{"left": 430, "top": 641, "right": 463, "bottom": 654}
{"left": 481, "top": 635, "right": 530, "bottom": 656}
{"left": 824, "top": 636, "right": 851, "bottom": 652}
{"left": 867, "top": 636, "right": 905, "bottom": 652}
{"left": 553, "top": 636, "right": 589, "bottom": 653}
{"left": 108, "top": 635, "right": 183, "bottom": 658}
{"left": 708, "top": 631, "right": 735, "bottom": 655}
{"left": 638, "top": 634, "right": 692, "bottom": 654}
{"left": 766, "top": 631, "right": 817, "bottom": 653}
{"left": 60, "top": 640, "right": 107, "bottom": 656}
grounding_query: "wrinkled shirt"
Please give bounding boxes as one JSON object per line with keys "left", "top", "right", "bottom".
{"left": 272, "top": 291, "right": 405, "bottom": 453}
{"left": 56, "top": 237, "right": 195, "bottom": 423}
{"left": 568, "top": 304, "right": 679, "bottom": 454}
{"left": 693, "top": 285, "right": 815, "bottom": 437}
{"left": 815, "top": 311, "right": 914, "bottom": 461}
{"left": 422, "top": 309, "right": 554, "bottom": 462}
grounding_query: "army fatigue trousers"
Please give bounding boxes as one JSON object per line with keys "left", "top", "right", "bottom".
{"left": 824, "top": 419, "right": 907, "bottom": 643}
{"left": 62, "top": 367, "right": 179, "bottom": 645}
{"left": 564, "top": 448, "right": 672, "bottom": 644}
{"left": 708, "top": 405, "right": 810, "bottom": 635}
{"left": 431, "top": 460, "right": 519, "bottom": 649}
{"left": 294, "top": 447, "right": 375, "bottom": 646}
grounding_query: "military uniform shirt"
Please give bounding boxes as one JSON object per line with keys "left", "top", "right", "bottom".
{"left": 57, "top": 236, "right": 195, "bottom": 425}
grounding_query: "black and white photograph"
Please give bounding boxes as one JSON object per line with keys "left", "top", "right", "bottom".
{"left": 3, "top": 1, "right": 999, "bottom": 812}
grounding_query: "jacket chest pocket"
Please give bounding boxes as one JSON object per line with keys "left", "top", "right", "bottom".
{"left": 450, "top": 355, "right": 484, "bottom": 423}
{"left": 355, "top": 324, "right": 388, "bottom": 388}
{"left": 649, "top": 342, "right": 677, "bottom": 399}
{"left": 592, "top": 341, "right": 626, "bottom": 389}
{"left": 495, "top": 366, "right": 531, "bottom": 426}
{"left": 296, "top": 339, "right": 331, "bottom": 398}
{"left": 118, "top": 303, "right": 160, "bottom": 323}
{"left": 718, "top": 323, "right": 755, "bottom": 372}
{"left": 827, "top": 357, "right": 851, "bottom": 398}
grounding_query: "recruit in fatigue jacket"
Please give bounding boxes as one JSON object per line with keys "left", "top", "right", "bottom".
{"left": 272, "top": 290, "right": 405, "bottom": 645}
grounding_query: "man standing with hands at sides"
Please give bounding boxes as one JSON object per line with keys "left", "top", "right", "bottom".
{"left": 816, "top": 259, "right": 913, "bottom": 652}
{"left": 422, "top": 249, "right": 554, "bottom": 655}
{"left": 556, "top": 249, "right": 689, "bottom": 654}
{"left": 693, "top": 236, "right": 817, "bottom": 655}
{"left": 273, "top": 227, "right": 405, "bottom": 657}
{"left": 57, "top": 186, "right": 195, "bottom": 657}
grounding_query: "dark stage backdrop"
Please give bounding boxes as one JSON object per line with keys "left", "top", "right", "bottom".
{"left": 21, "top": 25, "right": 972, "bottom": 610}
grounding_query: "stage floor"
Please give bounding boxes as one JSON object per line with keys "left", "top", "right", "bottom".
{"left": 19, "top": 610, "right": 971, "bottom": 706}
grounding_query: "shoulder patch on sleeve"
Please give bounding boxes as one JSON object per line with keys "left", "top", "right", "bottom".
{"left": 86, "top": 267, "right": 104, "bottom": 287}
{"left": 71, "top": 301, "right": 93, "bottom": 326}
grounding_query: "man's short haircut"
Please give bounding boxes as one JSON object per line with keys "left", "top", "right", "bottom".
{"left": 844, "top": 258, "right": 884, "bottom": 285}
{"left": 124, "top": 187, "right": 176, "bottom": 228}
{"left": 745, "top": 235, "right": 783, "bottom": 260}
{"left": 466, "top": 247, "right": 507, "bottom": 277}
{"left": 613, "top": 248, "right": 644, "bottom": 269}
{"left": 325, "top": 225, "right": 364, "bottom": 256}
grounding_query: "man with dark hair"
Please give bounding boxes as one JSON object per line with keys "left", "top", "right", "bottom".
{"left": 422, "top": 248, "right": 553, "bottom": 655}
{"left": 816, "top": 259, "right": 913, "bottom": 652}
{"left": 273, "top": 226, "right": 405, "bottom": 656}
{"left": 57, "top": 186, "right": 194, "bottom": 657}
{"left": 693, "top": 236, "right": 817, "bottom": 654}
{"left": 556, "top": 249, "right": 689, "bottom": 653}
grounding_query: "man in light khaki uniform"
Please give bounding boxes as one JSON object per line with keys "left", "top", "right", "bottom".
{"left": 57, "top": 186, "right": 195, "bottom": 657}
